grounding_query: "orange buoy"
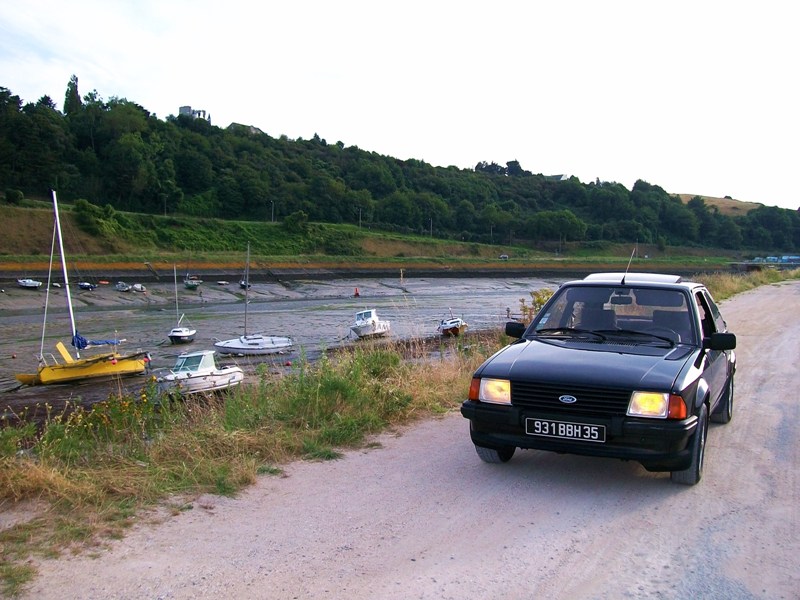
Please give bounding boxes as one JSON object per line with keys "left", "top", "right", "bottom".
{"left": 354, "top": 287, "right": 360, "bottom": 297}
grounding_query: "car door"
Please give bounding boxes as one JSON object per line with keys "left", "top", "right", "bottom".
{"left": 695, "top": 290, "right": 729, "bottom": 408}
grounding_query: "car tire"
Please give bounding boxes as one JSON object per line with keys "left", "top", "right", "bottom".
{"left": 671, "top": 404, "right": 708, "bottom": 486}
{"left": 711, "top": 375, "right": 734, "bottom": 424}
{"left": 474, "top": 444, "right": 515, "bottom": 464}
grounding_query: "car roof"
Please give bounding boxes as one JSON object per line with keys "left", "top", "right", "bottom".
{"left": 583, "top": 272, "right": 682, "bottom": 284}
{"left": 566, "top": 272, "right": 704, "bottom": 291}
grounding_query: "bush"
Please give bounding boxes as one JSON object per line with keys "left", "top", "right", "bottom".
{"left": 4, "top": 189, "right": 23, "bottom": 205}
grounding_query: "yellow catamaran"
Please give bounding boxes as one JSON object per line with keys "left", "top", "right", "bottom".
{"left": 15, "top": 191, "right": 150, "bottom": 386}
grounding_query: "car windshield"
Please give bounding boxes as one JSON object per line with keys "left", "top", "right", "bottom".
{"left": 532, "top": 285, "right": 696, "bottom": 344}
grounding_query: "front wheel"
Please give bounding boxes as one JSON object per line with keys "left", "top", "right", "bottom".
{"left": 711, "top": 375, "right": 734, "bottom": 424}
{"left": 671, "top": 404, "right": 708, "bottom": 485}
{"left": 475, "top": 444, "right": 515, "bottom": 464}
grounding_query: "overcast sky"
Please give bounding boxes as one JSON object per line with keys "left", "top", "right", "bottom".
{"left": 1, "top": 0, "right": 797, "bottom": 210}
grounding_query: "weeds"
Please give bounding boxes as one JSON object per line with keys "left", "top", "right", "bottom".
{"left": 0, "top": 331, "right": 501, "bottom": 595}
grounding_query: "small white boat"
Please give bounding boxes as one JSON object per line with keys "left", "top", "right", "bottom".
{"left": 17, "top": 278, "right": 43, "bottom": 290}
{"left": 351, "top": 309, "right": 391, "bottom": 339}
{"left": 132, "top": 283, "right": 147, "bottom": 293}
{"left": 158, "top": 350, "right": 244, "bottom": 395}
{"left": 437, "top": 310, "right": 468, "bottom": 337}
{"left": 184, "top": 275, "right": 202, "bottom": 290}
{"left": 115, "top": 281, "right": 132, "bottom": 292}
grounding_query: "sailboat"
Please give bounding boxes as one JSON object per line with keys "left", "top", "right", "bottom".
{"left": 168, "top": 265, "right": 197, "bottom": 344}
{"left": 15, "top": 191, "right": 151, "bottom": 386}
{"left": 214, "top": 243, "right": 293, "bottom": 356}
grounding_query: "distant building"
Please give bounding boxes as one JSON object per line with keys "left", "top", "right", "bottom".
{"left": 179, "top": 106, "right": 211, "bottom": 124}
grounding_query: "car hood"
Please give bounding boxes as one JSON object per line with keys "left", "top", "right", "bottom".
{"left": 477, "top": 338, "right": 695, "bottom": 390}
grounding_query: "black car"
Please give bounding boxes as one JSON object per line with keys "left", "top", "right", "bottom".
{"left": 460, "top": 272, "right": 736, "bottom": 485}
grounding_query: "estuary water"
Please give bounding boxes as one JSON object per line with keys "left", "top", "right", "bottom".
{"left": 0, "top": 275, "right": 565, "bottom": 419}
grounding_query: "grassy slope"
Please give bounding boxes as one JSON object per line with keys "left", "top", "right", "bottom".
{"left": 0, "top": 201, "right": 747, "bottom": 276}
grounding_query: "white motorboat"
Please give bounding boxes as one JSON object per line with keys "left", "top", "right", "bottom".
{"left": 17, "top": 278, "right": 43, "bottom": 290}
{"left": 158, "top": 350, "right": 244, "bottom": 395}
{"left": 350, "top": 309, "right": 391, "bottom": 339}
{"left": 214, "top": 243, "right": 293, "bottom": 356}
{"left": 115, "top": 281, "right": 132, "bottom": 292}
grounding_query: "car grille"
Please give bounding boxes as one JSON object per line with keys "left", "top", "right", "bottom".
{"left": 511, "top": 380, "right": 632, "bottom": 417}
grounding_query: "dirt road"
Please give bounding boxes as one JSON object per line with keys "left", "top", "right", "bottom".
{"left": 18, "top": 280, "right": 800, "bottom": 599}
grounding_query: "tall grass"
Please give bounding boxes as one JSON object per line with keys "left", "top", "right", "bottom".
{"left": 695, "top": 267, "right": 800, "bottom": 300}
{"left": 0, "top": 333, "right": 499, "bottom": 595}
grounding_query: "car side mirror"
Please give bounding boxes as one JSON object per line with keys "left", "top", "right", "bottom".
{"left": 505, "top": 321, "right": 526, "bottom": 339}
{"left": 704, "top": 332, "right": 736, "bottom": 351}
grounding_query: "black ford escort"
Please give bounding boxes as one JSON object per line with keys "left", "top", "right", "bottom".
{"left": 460, "top": 272, "right": 736, "bottom": 485}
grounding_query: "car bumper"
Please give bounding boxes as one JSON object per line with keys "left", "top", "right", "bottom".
{"left": 460, "top": 400, "right": 698, "bottom": 472}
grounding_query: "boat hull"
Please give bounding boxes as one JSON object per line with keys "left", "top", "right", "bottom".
{"left": 437, "top": 318, "right": 468, "bottom": 337}
{"left": 169, "top": 326, "right": 196, "bottom": 344}
{"left": 160, "top": 367, "right": 244, "bottom": 394}
{"left": 214, "top": 334, "right": 293, "bottom": 355}
{"left": 17, "top": 278, "right": 42, "bottom": 290}
{"left": 351, "top": 322, "right": 391, "bottom": 338}
{"left": 16, "top": 351, "right": 149, "bottom": 386}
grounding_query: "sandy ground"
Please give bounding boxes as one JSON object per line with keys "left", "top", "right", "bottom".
{"left": 6, "top": 279, "right": 800, "bottom": 599}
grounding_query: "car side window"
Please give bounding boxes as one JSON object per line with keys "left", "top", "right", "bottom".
{"left": 702, "top": 290, "right": 727, "bottom": 332}
{"left": 694, "top": 292, "right": 716, "bottom": 337}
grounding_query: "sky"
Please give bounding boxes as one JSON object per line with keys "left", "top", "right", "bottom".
{"left": 1, "top": 0, "right": 798, "bottom": 210}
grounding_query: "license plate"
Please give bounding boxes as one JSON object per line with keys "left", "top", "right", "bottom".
{"left": 526, "top": 418, "right": 606, "bottom": 443}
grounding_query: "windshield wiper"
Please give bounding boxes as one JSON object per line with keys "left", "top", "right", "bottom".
{"left": 607, "top": 329, "right": 676, "bottom": 346}
{"left": 533, "top": 327, "right": 606, "bottom": 340}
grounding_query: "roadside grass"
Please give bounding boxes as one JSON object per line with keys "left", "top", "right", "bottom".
{"left": 0, "top": 267, "right": 797, "bottom": 596}
{"left": 695, "top": 267, "right": 800, "bottom": 301}
{"left": 0, "top": 333, "right": 499, "bottom": 596}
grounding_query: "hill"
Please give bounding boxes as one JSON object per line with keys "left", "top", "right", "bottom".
{"left": 677, "top": 194, "right": 762, "bottom": 216}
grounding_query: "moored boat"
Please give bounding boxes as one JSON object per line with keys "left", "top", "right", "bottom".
{"left": 115, "top": 281, "right": 132, "bottom": 292}
{"left": 184, "top": 274, "right": 203, "bottom": 290}
{"left": 17, "top": 278, "right": 42, "bottom": 290}
{"left": 214, "top": 334, "right": 294, "bottom": 355}
{"left": 214, "top": 243, "right": 293, "bottom": 356}
{"left": 158, "top": 350, "right": 243, "bottom": 395}
{"left": 169, "top": 265, "right": 196, "bottom": 344}
{"left": 437, "top": 310, "right": 468, "bottom": 336}
{"left": 350, "top": 309, "right": 391, "bottom": 339}
{"left": 15, "top": 191, "right": 150, "bottom": 386}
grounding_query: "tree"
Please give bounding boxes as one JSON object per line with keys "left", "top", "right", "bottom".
{"left": 64, "top": 75, "right": 82, "bottom": 117}
{"left": 283, "top": 210, "right": 309, "bottom": 233}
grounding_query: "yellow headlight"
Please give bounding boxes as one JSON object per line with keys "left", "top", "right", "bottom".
{"left": 479, "top": 378, "right": 511, "bottom": 404}
{"left": 628, "top": 391, "right": 669, "bottom": 418}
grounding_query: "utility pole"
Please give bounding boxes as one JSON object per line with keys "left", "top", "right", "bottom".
{"left": 271, "top": 200, "right": 275, "bottom": 223}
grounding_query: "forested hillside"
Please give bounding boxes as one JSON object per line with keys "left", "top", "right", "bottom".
{"left": 1, "top": 78, "right": 798, "bottom": 253}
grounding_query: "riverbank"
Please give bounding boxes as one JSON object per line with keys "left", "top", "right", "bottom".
{"left": 1, "top": 255, "right": 733, "bottom": 288}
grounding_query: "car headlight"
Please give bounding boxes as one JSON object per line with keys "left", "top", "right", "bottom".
{"left": 471, "top": 377, "right": 511, "bottom": 404}
{"left": 628, "top": 392, "right": 687, "bottom": 419}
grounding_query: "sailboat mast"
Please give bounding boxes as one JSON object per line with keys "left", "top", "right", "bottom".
{"left": 51, "top": 191, "right": 79, "bottom": 351}
{"left": 174, "top": 264, "right": 180, "bottom": 323}
{"left": 244, "top": 243, "right": 250, "bottom": 335}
